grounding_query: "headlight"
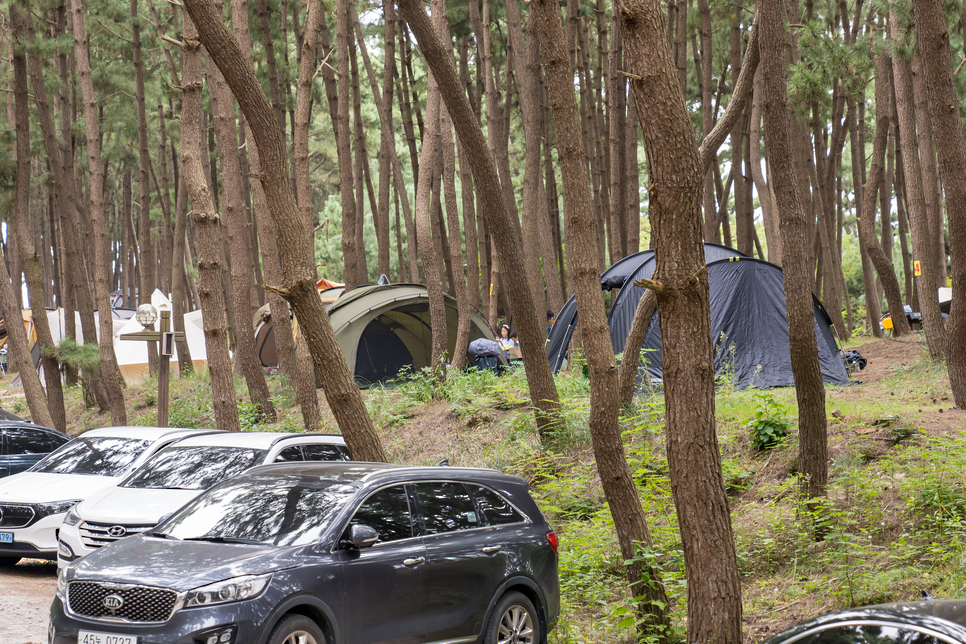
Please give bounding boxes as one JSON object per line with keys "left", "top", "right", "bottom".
{"left": 63, "top": 505, "right": 82, "bottom": 526}
{"left": 35, "top": 500, "right": 81, "bottom": 519}
{"left": 184, "top": 574, "right": 271, "bottom": 608}
{"left": 56, "top": 567, "right": 68, "bottom": 598}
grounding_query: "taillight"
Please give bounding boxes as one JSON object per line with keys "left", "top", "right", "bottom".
{"left": 546, "top": 530, "right": 559, "bottom": 554}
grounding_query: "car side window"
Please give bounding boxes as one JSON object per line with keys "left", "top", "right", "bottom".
{"left": 304, "top": 444, "right": 349, "bottom": 461}
{"left": 350, "top": 485, "right": 413, "bottom": 544}
{"left": 275, "top": 446, "right": 304, "bottom": 462}
{"left": 413, "top": 482, "right": 480, "bottom": 535}
{"left": 4, "top": 428, "right": 51, "bottom": 454}
{"left": 470, "top": 485, "right": 525, "bottom": 526}
{"left": 797, "top": 625, "right": 948, "bottom": 644}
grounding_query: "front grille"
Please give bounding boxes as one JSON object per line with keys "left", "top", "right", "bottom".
{"left": 79, "top": 522, "right": 155, "bottom": 549}
{"left": 0, "top": 504, "right": 35, "bottom": 528}
{"left": 67, "top": 581, "right": 178, "bottom": 623}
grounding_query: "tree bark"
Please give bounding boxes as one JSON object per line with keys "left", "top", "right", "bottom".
{"left": 618, "top": 288, "right": 657, "bottom": 408}
{"left": 182, "top": 0, "right": 388, "bottom": 463}
{"left": 533, "top": 0, "right": 672, "bottom": 633}
{"left": 398, "top": 0, "right": 564, "bottom": 437}
{"left": 182, "top": 16, "right": 240, "bottom": 432}
{"left": 761, "top": 0, "right": 828, "bottom": 501}
{"left": 411, "top": 1, "right": 448, "bottom": 381}
{"left": 857, "top": 45, "right": 909, "bottom": 338}
{"left": 911, "top": 0, "right": 966, "bottom": 405}
{"left": 207, "top": 49, "right": 276, "bottom": 422}
{"left": 11, "top": 1, "right": 66, "bottom": 431}
{"left": 890, "top": 13, "right": 947, "bottom": 360}
{"left": 617, "top": 0, "right": 743, "bottom": 641}
{"left": 71, "top": 0, "right": 127, "bottom": 425}
{"left": 132, "top": 0, "right": 159, "bottom": 376}
{"left": 336, "top": 0, "right": 361, "bottom": 290}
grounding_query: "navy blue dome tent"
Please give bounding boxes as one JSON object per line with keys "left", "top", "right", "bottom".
{"left": 547, "top": 245, "right": 850, "bottom": 390}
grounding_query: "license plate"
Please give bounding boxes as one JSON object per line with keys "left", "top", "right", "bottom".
{"left": 77, "top": 630, "right": 137, "bottom": 644}
{"left": 0, "top": 532, "right": 12, "bottom": 543}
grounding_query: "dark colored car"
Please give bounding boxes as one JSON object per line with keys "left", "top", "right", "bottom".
{"left": 761, "top": 601, "right": 966, "bottom": 644}
{"left": 0, "top": 421, "right": 70, "bottom": 478}
{"left": 51, "top": 462, "right": 559, "bottom": 644}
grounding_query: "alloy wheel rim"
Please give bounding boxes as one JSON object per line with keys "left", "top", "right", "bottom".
{"left": 281, "top": 630, "right": 318, "bottom": 644}
{"left": 497, "top": 604, "right": 535, "bottom": 644}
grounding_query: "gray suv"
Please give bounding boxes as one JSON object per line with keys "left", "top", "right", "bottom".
{"left": 50, "top": 462, "right": 559, "bottom": 644}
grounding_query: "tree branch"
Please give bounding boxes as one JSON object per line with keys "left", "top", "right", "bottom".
{"left": 698, "top": 11, "right": 760, "bottom": 173}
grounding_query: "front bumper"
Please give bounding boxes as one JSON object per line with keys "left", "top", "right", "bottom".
{"left": 49, "top": 589, "right": 271, "bottom": 644}
{"left": 0, "top": 512, "right": 66, "bottom": 560}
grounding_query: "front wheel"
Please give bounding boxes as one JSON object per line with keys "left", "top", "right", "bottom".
{"left": 484, "top": 591, "right": 540, "bottom": 644}
{"left": 265, "top": 614, "right": 325, "bottom": 644}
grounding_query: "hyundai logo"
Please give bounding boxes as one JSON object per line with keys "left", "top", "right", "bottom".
{"left": 102, "top": 594, "right": 124, "bottom": 611}
{"left": 107, "top": 525, "right": 127, "bottom": 538}
{"left": 0, "top": 507, "right": 4, "bottom": 524}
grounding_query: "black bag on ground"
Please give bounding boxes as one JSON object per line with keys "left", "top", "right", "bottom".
{"left": 844, "top": 349, "right": 867, "bottom": 371}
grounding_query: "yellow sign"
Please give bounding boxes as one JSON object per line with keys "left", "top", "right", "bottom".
{"left": 914, "top": 260, "right": 922, "bottom": 277}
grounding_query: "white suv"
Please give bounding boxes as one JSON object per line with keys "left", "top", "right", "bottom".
{"left": 57, "top": 432, "right": 349, "bottom": 568}
{"left": 0, "top": 426, "right": 219, "bottom": 565}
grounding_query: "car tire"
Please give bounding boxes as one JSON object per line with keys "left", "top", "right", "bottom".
{"left": 266, "top": 614, "right": 326, "bottom": 644}
{"left": 0, "top": 556, "right": 20, "bottom": 567}
{"left": 484, "top": 591, "right": 540, "bottom": 644}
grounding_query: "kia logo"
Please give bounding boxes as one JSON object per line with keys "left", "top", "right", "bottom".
{"left": 107, "top": 526, "right": 127, "bottom": 538}
{"left": 102, "top": 594, "right": 124, "bottom": 611}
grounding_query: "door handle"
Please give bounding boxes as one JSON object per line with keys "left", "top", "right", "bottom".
{"left": 482, "top": 545, "right": 502, "bottom": 553}
{"left": 403, "top": 557, "right": 425, "bottom": 566}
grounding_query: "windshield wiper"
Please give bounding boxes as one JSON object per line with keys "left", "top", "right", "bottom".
{"left": 144, "top": 531, "right": 177, "bottom": 539}
{"left": 181, "top": 534, "right": 267, "bottom": 545}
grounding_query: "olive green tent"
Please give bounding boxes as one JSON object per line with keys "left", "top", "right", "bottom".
{"left": 254, "top": 284, "right": 500, "bottom": 387}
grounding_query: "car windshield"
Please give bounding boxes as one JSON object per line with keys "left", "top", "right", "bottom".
{"left": 124, "top": 446, "right": 267, "bottom": 490}
{"left": 157, "top": 476, "right": 357, "bottom": 546}
{"left": 30, "top": 437, "right": 152, "bottom": 476}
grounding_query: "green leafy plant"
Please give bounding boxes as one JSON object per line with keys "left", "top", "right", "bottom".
{"left": 747, "top": 393, "right": 792, "bottom": 451}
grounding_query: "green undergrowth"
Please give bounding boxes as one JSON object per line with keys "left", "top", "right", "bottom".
{"left": 3, "top": 339, "right": 963, "bottom": 642}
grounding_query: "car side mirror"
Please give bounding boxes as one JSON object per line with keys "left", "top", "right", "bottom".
{"left": 346, "top": 524, "right": 378, "bottom": 549}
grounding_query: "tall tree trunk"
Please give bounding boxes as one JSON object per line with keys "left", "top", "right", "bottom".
{"left": 617, "top": 288, "right": 657, "bottom": 407}
{"left": 911, "top": 0, "right": 966, "bottom": 405}
{"left": 858, "top": 45, "right": 909, "bottom": 338}
{"left": 208, "top": 49, "right": 276, "bottom": 421}
{"left": 293, "top": 0, "right": 324, "bottom": 431}
{"left": 398, "top": 0, "right": 565, "bottom": 437}
{"left": 910, "top": 54, "right": 948, "bottom": 290}
{"left": 412, "top": 3, "right": 448, "bottom": 381}
{"left": 336, "top": 0, "right": 361, "bottom": 290}
{"left": 534, "top": 0, "right": 672, "bottom": 633}
{"left": 507, "top": 0, "right": 550, "bottom": 308}
{"left": 71, "top": 0, "right": 127, "bottom": 425}
{"left": 761, "top": 0, "right": 828, "bottom": 502}
{"left": 183, "top": 0, "right": 389, "bottom": 463}
{"left": 352, "top": 11, "right": 419, "bottom": 287}
{"left": 890, "top": 13, "right": 947, "bottom": 360}
{"left": 10, "top": 1, "right": 65, "bottom": 431}
{"left": 171, "top": 177, "right": 194, "bottom": 373}
{"left": 618, "top": 0, "right": 743, "bottom": 641}
{"left": 182, "top": 15, "right": 240, "bottom": 432}
{"left": 375, "top": 0, "right": 394, "bottom": 280}
{"left": 132, "top": 0, "right": 159, "bottom": 376}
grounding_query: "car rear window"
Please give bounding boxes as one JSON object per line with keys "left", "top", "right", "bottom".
{"left": 124, "top": 446, "right": 268, "bottom": 490}
{"left": 469, "top": 485, "right": 526, "bottom": 525}
{"left": 413, "top": 482, "right": 480, "bottom": 534}
{"left": 30, "top": 437, "right": 152, "bottom": 476}
{"left": 304, "top": 444, "right": 350, "bottom": 461}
